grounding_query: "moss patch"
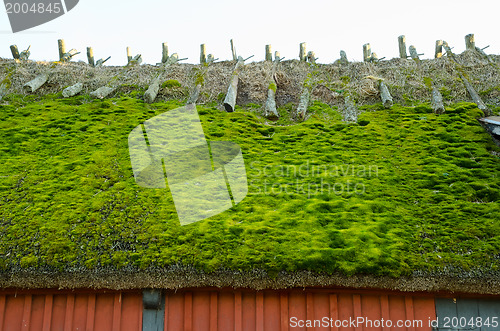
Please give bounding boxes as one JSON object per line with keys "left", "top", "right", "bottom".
{"left": 0, "top": 97, "right": 499, "bottom": 282}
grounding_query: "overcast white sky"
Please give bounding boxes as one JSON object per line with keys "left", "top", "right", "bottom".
{"left": 0, "top": 0, "right": 498, "bottom": 65}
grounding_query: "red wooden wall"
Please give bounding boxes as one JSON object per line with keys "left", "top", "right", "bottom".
{"left": 0, "top": 289, "right": 142, "bottom": 331}
{"left": 163, "top": 288, "right": 436, "bottom": 331}
{"left": 0, "top": 287, "right": 437, "bottom": 331}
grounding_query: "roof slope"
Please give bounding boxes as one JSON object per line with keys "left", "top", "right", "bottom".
{"left": 0, "top": 95, "right": 499, "bottom": 293}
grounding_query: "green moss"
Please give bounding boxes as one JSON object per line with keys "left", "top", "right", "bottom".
{"left": 268, "top": 82, "right": 277, "bottom": 92}
{"left": 0, "top": 98, "right": 499, "bottom": 278}
{"left": 161, "top": 79, "right": 182, "bottom": 89}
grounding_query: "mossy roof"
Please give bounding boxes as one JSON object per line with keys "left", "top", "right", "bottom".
{"left": 0, "top": 95, "right": 499, "bottom": 293}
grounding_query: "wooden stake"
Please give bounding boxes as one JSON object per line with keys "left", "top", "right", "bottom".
{"left": 265, "top": 45, "right": 272, "bottom": 62}
{"left": 274, "top": 51, "right": 280, "bottom": 61}
{"left": 200, "top": 44, "right": 206, "bottom": 64}
{"left": 223, "top": 57, "right": 244, "bottom": 112}
{"left": 465, "top": 33, "right": 475, "bottom": 50}
{"left": 126, "top": 47, "right": 132, "bottom": 64}
{"left": 162, "top": 43, "right": 169, "bottom": 64}
{"left": 398, "top": 35, "right": 407, "bottom": 59}
{"left": 299, "top": 42, "right": 306, "bottom": 61}
{"left": 339, "top": 50, "right": 348, "bottom": 64}
{"left": 363, "top": 43, "right": 371, "bottom": 62}
{"left": 58, "top": 39, "right": 66, "bottom": 61}
{"left": 230, "top": 39, "right": 237, "bottom": 61}
{"left": 264, "top": 56, "right": 280, "bottom": 120}
{"left": 10, "top": 45, "right": 20, "bottom": 60}
{"left": 87, "top": 47, "right": 95, "bottom": 67}
{"left": 435, "top": 40, "right": 444, "bottom": 58}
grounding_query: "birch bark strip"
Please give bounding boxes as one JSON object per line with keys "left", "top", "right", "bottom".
{"left": 379, "top": 81, "right": 393, "bottom": 108}
{"left": 23, "top": 73, "right": 49, "bottom": 93}
{"left": 431, "top": 86, "right": 445, "bottom": 114}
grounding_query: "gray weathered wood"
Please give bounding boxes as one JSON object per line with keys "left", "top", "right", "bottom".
{"left": 162, "top": 42, "right": 169, "bottom": 64}
{"left": 10, "top": 45, "right": 20, "bottom": 60}
{"left": 230, "top": 39, "right": 237, "bottom": 61}
{"left": 379, "top": 81, "right": 393, "bottom": 108}
{"left": 90, "top": 86, "right": 115, "bottom": 99}
{"left": 223, "top": 57, "right": 244, "bottom": 112}
{"left": 95, "top": 56, "right": 111, "bottom": 67}
{"left": 200, "top": 44, "right": 206, "bottom": 64}
{"left": 370, "top": 52, "right": 379, "bottom": 62}
{"left": 265, "top": 45, "right": 272, "bottom": 62}
{"left": 431, "top": 86, "right": 445, "bottom": 114}
{"left": 443, "top": 41, "right": 491, "bottom": 116}
{"left": 343, "top": 95, "right": 358, "bottom": 122}
{"left": 61, "top": 49, "right": 79, "bottom": 62}
{"left": 398, "top": 35, "right": 407, "bottom": 59}
{"left": 264, "top": 88, "right": 278, "bottom": 120}
{"left": 465, "top": 33, "right": 475, "bottom": 50}
{"left": 297, "top": 88, "right": 310, "bottom": 120}
{"left": 128, "top": 54, "right": 142, "bottom": 66}
{"left": 307, "top": 51, "right": 316, "bottom": 64}
{"left": 144, "top": 75, "right": 161, "bottom": 104}
{"left": 62, "top": 82, "right": 83, "bottom": 98}
{"left": 435, "top": 40, "right": 444, "bottom": 58}
{"left": 144, "top": 54, "right": 180, "bottom": 104}
{"left": 19, "top": 46, "right": 30, "bottom": 60}
{"left": 264, "top": 56, "right": 280, "bottom": 120}
{"left": 87, "top": 47, "right": 95, "bottom": 66}
{"left": 274, "top": 51, "right": 280, "bottom": 62}
{"left": 58, "top": 39, "right": 66, "bottom": 61}
{"left": 187, "top": 84, "right": 201, "bottom": 105}
{"left": 363, "top": 43, "right": 371, "bottom": 62}
{"left": 339, "top": 50, "right": 348, "bottom": 64}
{"left": 0, "top": 82, "right": 10, "bottom": 101}
{"left": 299, "top": 42, "right": 306, "bottom": 61}
{"left": 207, "top": 54, "right": 215, "bottom": 63}
{"left": 409, "top": 45, "right": 420, "bottom": 62}
{"left": 24, "top": 73, "right": 49, "bottom": 93}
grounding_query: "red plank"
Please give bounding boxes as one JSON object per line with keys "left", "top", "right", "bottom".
{"left": 112, "top": 293, "right": 122, "bottom": 331}
{"left": 86, "top": 293, "right": 96, "bottom": 331}
{"left": 42, "top": 294, "right": 53, "bottom": 331}
{"left": 209, "top": 292, "right": 217, "bottom": 331}
{"left": 0, "top": 295, "right": 5, "bottom": 330}
{"left": 412, "top": 297, "right": 435, "bottom": 331}
{"left": 21, "top": 294, "right": 32, "bottom": 331}
{"left": 184, "top": 292, "right": 193, "bottom": 331}
{"left": 404, "top": 296, "right": 415, "bottom": 331}
{"left": 280, "top": 292, "right": 289, "bottom": 331}
{"left": 242, "top": 291, "right": 256, "bottom": 331}
{"left": 64, "top": 294, "right": 75, "bottom": 331}
{"left": 306, "top": 292, "right": 314, "bottom": 331}
{"left": 255, "top": 291, "right": 264, "bottom": 331}
{"left": 380, "top": 295, "right": 390, "bottom": 331}
{"left": 329, "top": 294, "right": 339, "bottom": 331}
{"left": 263, "top": 291, "right": 280, "bottom": 331}
{"left": 352, "top": 294, "right": 362, "bottom": 331}
{"left": 234, "top": 291, "right": 242, "bottom": 331}
{"left": 164, "top": 294, "right": 169, "bottom": 331}
{"left": 192, "top": 292, "right": 210, "bottom": 331}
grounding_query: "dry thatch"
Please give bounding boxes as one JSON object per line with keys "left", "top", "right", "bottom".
{"left": 1, "top": 51, "right": 500, "bottom": 111}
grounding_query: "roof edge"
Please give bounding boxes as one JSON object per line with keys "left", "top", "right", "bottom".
{"left": 1, "top": 267, "right": 500, "bottom": 295}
